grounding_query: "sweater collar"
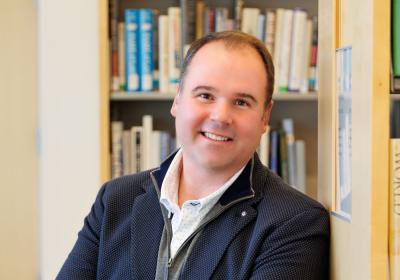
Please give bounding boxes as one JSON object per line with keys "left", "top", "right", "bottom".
{"left": 151, "top": 150, "right": 255, "bottom": 206}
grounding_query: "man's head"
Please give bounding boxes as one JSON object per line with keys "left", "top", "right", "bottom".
{"left": 179, "top": 31, "right": 275, "bottom": 106}
{"left": 171, "top": 31, "right": 274, "bottom": 176}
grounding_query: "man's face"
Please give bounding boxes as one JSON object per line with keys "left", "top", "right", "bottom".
{"left": 171, "top": 41, "right": 273, "bottom": 175}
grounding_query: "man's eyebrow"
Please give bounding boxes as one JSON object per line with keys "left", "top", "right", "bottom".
{"left": 236, "top": 93, "right": 258, "bottom": 104}
{"left": 191, "top": 85, "right": 217, "bottom": 92}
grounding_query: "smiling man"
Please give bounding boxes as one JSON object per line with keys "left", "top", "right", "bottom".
{"left": 58, "top": 31, "right": 329, "bottom": 280}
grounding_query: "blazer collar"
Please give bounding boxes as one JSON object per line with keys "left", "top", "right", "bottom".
{"left": 151, "top": 150, "right": 256, "bottom": 206}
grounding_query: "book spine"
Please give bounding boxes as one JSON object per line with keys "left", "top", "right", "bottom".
{"left": 110, "top": 0, "right": 119, "bottom": 91}
{"left": 122, "top": 130, "right": 131, "bottom": 175}
{"left": 152, "top": 9, "right": 160, "bottom": 91}
{"left": 279, "top": 129, "right": 289, "bottom": 183}
{"left": 130, "top": 126, "right": 143, "bottom": 173}
{"left": 233, "top": 0, "right": 244, "bottom": 30}
{"left": 273, "top": 8, "right": 285, "bottom": 94}
{"left": 151, "top": 130, "right": 161, "bottom": 168}
{"left": 167, "top": 7, "right": 182, "bottom": 92}
{"left": 393, "top": 0, "right": 400, "bottom": 77}
{"left": 241, "top": 8, "right": 260, "bottom": 37}
{"left": 138, "top": 9, "right": 154, "bottom": 92}
{"left": 125, "top": 10, "right": 140, "bottom": 92}
{"left": 257, "top": 14, "right": 265, "bottom": 41}
{"left": 118, "top": 22, "right": 126, "bottom": 90}
{"left": 181, "top": 0, "right": 196, "bottom": 55}
{"left": 288, "top": 9, "right": 308, "bottom": 92}
{"left": 300, "top": 19, "right": 313, "bottom": 93}
{"left": 278, "top": 9, "right": 294, "bottom": 93}
{"left": 309, "top": 16, "right": 318, "bottom": 91}
{"left": 142, "top": 115, "right": 153, "bottom": 170}
{"left": 390, "top": 138, "right": 400, "bottom": 280}
{"left": 294, "top": 140, "right": 306, "bottom": 193}
{"left": 159, "top": 15, "right": 169, "bottom": 93}
{"left": 269, "top": 130, "right": 279, "bottom": 173}
{"left": 111, "top": 121, "right": 123, "bottom": 178}
{"left": 264, "top": 9, "right": 276, "bottom": 58}
{"left": 215, "top": 7, "right": 229, "bottom": 32}
{"left": 195, "top": 1, "right": 205, "bottom": 39}
{"left": 282, "top": 118, "right": 297, "bottom": 187}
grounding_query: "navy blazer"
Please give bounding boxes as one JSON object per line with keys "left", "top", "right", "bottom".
{"left": 57, "top": 154, "right": 329, "bottom": 279}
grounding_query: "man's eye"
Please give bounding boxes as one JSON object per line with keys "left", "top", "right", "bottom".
{"left": 235, "top": 99, "right": 250, "bottom": 107}
{"left": 198, "top": 93, "right": 212, "bottom": 100}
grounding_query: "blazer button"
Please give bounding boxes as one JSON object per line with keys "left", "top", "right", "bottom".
{"left": 241, "top": 211, "right": 247, "bottom": 217}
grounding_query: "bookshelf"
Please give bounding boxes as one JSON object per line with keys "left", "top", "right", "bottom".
{"left": 100, "top": 0, "right": 320, "bottom": 198}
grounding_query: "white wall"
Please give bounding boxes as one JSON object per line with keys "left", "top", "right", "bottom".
{"left": 38, "top": 1, "right": 101, "bottom": 279}
{"left": 0, "top": 1, "right": 38, "bottom": 279}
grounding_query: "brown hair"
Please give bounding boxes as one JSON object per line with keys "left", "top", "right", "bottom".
{"left": 179, "top": 31, "right": 275, "bottom": 105}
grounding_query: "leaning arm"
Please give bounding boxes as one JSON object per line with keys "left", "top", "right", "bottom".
{"left": 249, "top": 207, "right": 330, "bottom": 280}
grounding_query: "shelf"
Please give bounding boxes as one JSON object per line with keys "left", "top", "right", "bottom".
{"left": 391, "top": 93, "right": 400, "bottom": 100}
{"left": 110, "top": 91, "right": 318, "bottom": 101}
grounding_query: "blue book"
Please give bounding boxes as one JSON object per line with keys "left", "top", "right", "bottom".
{"left": 138, "top": 9, "right": 154, "bottom": 91}
{"left": 125, "top": 10, "right": 139, "bottom": 91}
{"left": 269, "top": 130, "right": 279, "bottom": 173}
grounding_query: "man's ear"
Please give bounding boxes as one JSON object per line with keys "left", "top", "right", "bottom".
{"left": 170, "top": 91, "right": 181, "bottom": 117}
{"left": 262, "top": 100, "right": 274, "bottom": 131}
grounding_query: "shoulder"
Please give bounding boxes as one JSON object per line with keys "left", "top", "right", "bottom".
{"left": 99, "top": 170, "right": 157, "bottom": 208}
{"left": 252, "top": 163, "right": 329, "bottom": 227}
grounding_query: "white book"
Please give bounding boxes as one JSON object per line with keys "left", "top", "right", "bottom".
{"left": 111, "top": 121, "right": 123, "bottom": 178}
{"left": 122, "top": 130, "right": 131, "bottom": 175}
{"left": 215, "top": 7, "right": 229, "bottom": 32}
{"left": 142, "top": 115, "right": 153, "bottom": 171}
{"left": 241, "top": 8, "right": 260, "bottom": 37}
{"left": 278, "top": 9, "right": 293, "bottom": 93}
{"left": 264, "top": 9, "right": 276, "bottom": 57}
{"left": 256, "top": 14, "right": 265, "bottom": 41}
{"left": 273, "top": 8, "right": 285, "bottom": 94}
{"left": 294, "top": 140, "right": 306, "bottom": 193}
{"left": 288, "top": 9, "right": 308, "bottom": 92}
{"left": 151, "top": 130, "right": 161, "bottom": 168}
{"left": 259, "top": 126, "right": 270, "bottom": 166}
{"left": 118, "top": 22, "right": 126, "bottom": 90}
{"left": 167, "top": 7, "right": 181, "bottom": 93}
{"left": 300, "top": 19, "right": 313, "bottom": 93}
{"left": 130, "top": 126, "right": 143, "bottom": 173}
{"left": 159, "top": 15, "right": 169, "bottom": 93}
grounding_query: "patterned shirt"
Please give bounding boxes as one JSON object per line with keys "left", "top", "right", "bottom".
{"left": 159, "top": 149, "right": 244, "bottom": 258}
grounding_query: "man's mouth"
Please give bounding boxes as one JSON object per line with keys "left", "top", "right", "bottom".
{"left": 201, "top": 131, "right": 232, "bottom": 142}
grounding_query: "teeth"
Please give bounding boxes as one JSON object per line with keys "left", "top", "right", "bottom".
{"left": 203, "top": 132, "right": 230, "bottom": 141}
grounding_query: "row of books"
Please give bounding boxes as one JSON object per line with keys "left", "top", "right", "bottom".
{"left": 109, "top": 3, "right": 318, "bottom": 95}
{"left": 111, "top": 115, "right": 307, "bottom": 193}
{"left": 258, "top": 118, "right": 307, "bottom": 193}
{"left": 392, "top": 0, "right": 400, "bottom": 92}
{"left": 111, "top": 116, "right": 177, "bottom": 178}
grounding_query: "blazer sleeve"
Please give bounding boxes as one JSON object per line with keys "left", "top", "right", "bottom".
{"left": 56, "top": 184, "right": 107, "bottom": 280}
{"left": 249, "top": 207, "right": 330, "bottom": 280}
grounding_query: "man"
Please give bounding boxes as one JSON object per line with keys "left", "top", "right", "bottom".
{"left": 58, "top": 31, "right": 329, "bottom": 279}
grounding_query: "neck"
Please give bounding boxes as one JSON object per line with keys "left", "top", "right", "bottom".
{"left": 177, "top": 157, "right": 242, "bottom": 207}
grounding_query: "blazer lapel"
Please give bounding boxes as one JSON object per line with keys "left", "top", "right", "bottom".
{"left": 180, "top": 202, "right": 258, "bottom": 279}
{"left": 130, "top": 188, "right": 164, "bottom": 280}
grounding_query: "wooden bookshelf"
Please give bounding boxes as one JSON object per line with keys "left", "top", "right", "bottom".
{"left": 100, "top": 0, "right": 320, "bottom": 199}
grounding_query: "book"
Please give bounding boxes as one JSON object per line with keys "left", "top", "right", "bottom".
{"left": 282, "top": 118, "right": 296, "bottom": 186}
{"left": 288, "top": 9, "right": 308, "bottom": 92}
{"left": 391, "top": 101, "right": 400, "bottom": 138}
{"left": 215, "top": 7, "right": 229, "bottom": 32}
{"left": 389, "top": 138, "right": 400, "bottom": 280}
{"left": 309, "top": 16, "right": 318, "bottom": 91}
{"left": 256, "top": 14, "right": 265, "bottom": 41}
{"left": 142, "top": 115, "right": 153, "bottom": 170}
{"left": 168, "top": 7, "right": 182, "bottom": 92}
{"left": 269, "top": 129, "right": 279, "bottom": 173}
{"left": 130, "top": 126, "right": 143, "bottom": 173}
{"left": 300, "top": 19, "right": 313, "bottom": 93}
{"left": 152, "top": 9, "right": 160, "bottom": 91}
{"left": 204, "top": 7, "right": 215, "bottom": 34}
{"left": 159, "top": 15, "right": 170, "bottom": 93}
{"left": 195, "top": 1, "right": 205, "bottom": 39}
{"left": 180, "top": 0, "right": 196, "bottom": 56}
{"left": 279, "top": 129, "right": 289, "bottom": 183}
{"left": 277, "top": 9, "right": 294, "bottom": 93}
{"left": 241, "top": 8, "right": 260, "bottom": 37}
{"left": 138, "top": 9, "right": 154, "bottom": 91}
{"left": 393, "top": 0, "right": 400, "bottom": 92}
{"left": 233, "top": 0, "right": 244, "bottom": 30}
{"left": 273, "top": 8, "right": 285, "bottom": 94}
{"left": 151, "top": 130, "right": 161, "bottom": 168}
{"left": 118, "top": 22, "right": 126, "bottom": 90}
{"left": 111, "top": 121, "right": 123, "bottom": 178}
{"left": 294, "top": 140, "right": 306, "bottom": 193}
{"left": 125, "top": 10, "right": 140, "bottom": 91}
{"left": 122, "top": 130, "right": 131, "bottom": 175}
{"left": 264, "top": 9, "right": 276, "bottom": 58}
{"left": 110, "top": 0, "right": 119, "bottom": 91}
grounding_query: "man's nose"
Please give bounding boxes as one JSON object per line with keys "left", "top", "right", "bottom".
{"left": 210, "top": 101, "right": 233, "bottom": 125}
